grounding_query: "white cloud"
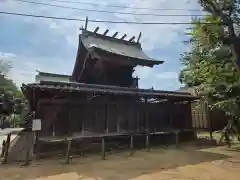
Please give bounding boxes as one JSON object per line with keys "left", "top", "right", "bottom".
{"left": 0, "top": 0, "right": 200, "bottom": 49}
{"left": 0, "top": 0, "right": 201, "bottom": 90}
{"left": 156, "top": 72, "right": 178, "bottom": 80}
{"left": 110, "top": 0, "right": 200, "bottom": 50}
{"left": 0, "top": 52, "right": 73, "bottom": 87}
{"left": 134, "top": 66, "right": 152, "bottom": 79}
{"left": 0, "top": 52, "right": 16, "bottom": 59}
{"left": 134, "top": 66, "right": 181, "bottom": 90}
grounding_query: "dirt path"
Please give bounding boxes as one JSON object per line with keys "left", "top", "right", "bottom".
{"left": 0, "top": 142, "right": 240, "bottom": 180}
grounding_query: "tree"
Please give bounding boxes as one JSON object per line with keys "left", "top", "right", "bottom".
{"left": 0, "top": 59, "right": 24, "bottom": 99}
{"left": 198, "top": 0, "right": 240, "bottom": 70}
{"left": 0, "top": 58, "right": 25, "bottom": 127}
{"left": 180, "top": 20, "right": 240, "bottom": 113}
{"left": 180, "top": 0, "right": 240, "bottom": 144}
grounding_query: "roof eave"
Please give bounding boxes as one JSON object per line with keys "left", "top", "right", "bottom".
{"left": 36, "top": 71, "right": 71, "bottom": 78}
{"left": 90, "top": 47, "right": 163, "bottom": 67}
{"left": 22, "top": 81, "right": 200, "bottom": 100}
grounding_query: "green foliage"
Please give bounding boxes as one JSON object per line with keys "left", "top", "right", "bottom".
{"left": 179, "top": 0, "right": 240, "bottom": 117}
{"left": 0, "top": 58, "right": 25, "bottom": 127}
{"left": 0, "top": 75, "right": 24, "bottom": 99}
{"left": 0, "top": 59, "right": 24, "bottom": 100}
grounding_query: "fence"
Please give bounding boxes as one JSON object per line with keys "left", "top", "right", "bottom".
{"left": 192, "top": 112, "right": 209, "bottom": 130}
{"left": 182, "top": 87, "right": 228, "bottom": 132}
{"left": 0, "top": 114, "right": 22, "bottom": 128}
{"left": 191, "top": 101, "right": 227, "bottom": 132}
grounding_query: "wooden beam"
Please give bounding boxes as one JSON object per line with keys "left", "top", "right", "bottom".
{"left": 103, "top": 29, "right": 109, "bottom": 36}
{"left": 112, "top": 32, "right": 118, "bottom": 38}
{"left": 120, "top": 34, "right": 127, "bottom": 40}
{"left": 101, "top": 138, "right": 106, "bottom": 160}
{"left": 94, "top": 26, "right": 99, "bottom": 33}
{"left": 129, "top": 36, "right": 135, "bottom": 42}
{"left": 84, "top": 16, "right": 88, "bottom": 30}
{"left": 137, "top": 32, "right": 142, "bottom": 43}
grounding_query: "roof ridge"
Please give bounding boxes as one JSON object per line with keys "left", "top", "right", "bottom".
{"left": 80, "top": 28, "right": 142, "bottom": 48}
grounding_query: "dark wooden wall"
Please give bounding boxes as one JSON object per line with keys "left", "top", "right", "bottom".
{"left": 36, "top": 98, "right": 193, "bottom": 137}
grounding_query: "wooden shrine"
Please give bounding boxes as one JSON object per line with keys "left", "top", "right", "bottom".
{"left": 20, "top": 20, "right": 199, "bottom": 162}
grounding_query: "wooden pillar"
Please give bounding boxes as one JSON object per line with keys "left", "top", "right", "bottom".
{"left": 1, "top": 140, "right": 6, "bottom": 158}
{"left": 169, "top": 101, "right": 174, "bottom": 128}
{"left": 22, "top": 90, "right": 36, "bottom": 167}
{"left": 2, "top": 133, "right": 11, "bottom": 164}
{"left": 34, "top": 131, "right": 39, "bottom": 160}
{"left": 67, "top": 107, "right": 71, "bottom": 136}
{"left": 101, "top": 137, "right": 106, "bottom": 160}
{"left": 117, "top": 103, "right": 120, "bottom": 132}
{"left": 34, "top": 101, "right": 40, "bottom": 160}
{"left": 198, "top": 112, "right": 202, "bottom": 129}
{"left": 105, "top": 103, "right": 108, "bottom": 133}
{"left": 205, "top": 101, "right": 213, "bottom": 140}
{"left": 23, "top": 132, "right": 32, "bottom": 166}
{"left": 146, "top": 134, "right": 150, "bottom": 151}
{"left": 129, "top": 135, "right": 134, "bottom": 155}
{"left": 145, "top": 98, "right": 149, "bottom": 132}
{"left": 136, "top": 103, "right": 140, "bottom": 132}
{"left": 50, "top": 106, "right": 56, "bottom": 137}
{"left": 175, "top": 130, "right": 179, "bottom": 148}
{"left": 66, "top": 139, "right": 72, "bottom": 164}
{"left": 145, "top": 97, "right": 150, "bottom": 151}
{"left": 91, "top": 102, "right": 95, "bottom": 133}
{"left": 81, "top": 104, "right": 84, "bottom": 132}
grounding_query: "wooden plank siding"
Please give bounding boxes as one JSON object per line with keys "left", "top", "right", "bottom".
{"left": 183, "top": 87, "right": 227, "bottom": 131}
{"left": 35, "top": 98, "right": 193, "bottom": 137}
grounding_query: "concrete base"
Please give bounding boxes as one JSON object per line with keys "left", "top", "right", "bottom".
{"left": 7, "top": 132, "right": 35, "bottom": 162}
{"left": 0, "top": 128, "right": 24, "bottom": 153}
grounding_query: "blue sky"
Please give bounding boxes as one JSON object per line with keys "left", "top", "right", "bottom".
{"left": 0, "top": 0, "right": 201, "bottom": 90}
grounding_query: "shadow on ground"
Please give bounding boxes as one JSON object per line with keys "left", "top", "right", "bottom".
{"left": 227, "top": 147, "right": 240, "bottom": 152}
{"left": 0, "top": 139, "right": 230, "bottom": 180}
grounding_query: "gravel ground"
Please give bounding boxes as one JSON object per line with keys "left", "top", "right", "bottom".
{"left": 0, "top": 138, "right": 240, "bottom": 180}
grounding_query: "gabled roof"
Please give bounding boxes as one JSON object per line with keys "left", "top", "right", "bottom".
{"left": 78, "top": 28, "right": 164, "bottom": 67}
